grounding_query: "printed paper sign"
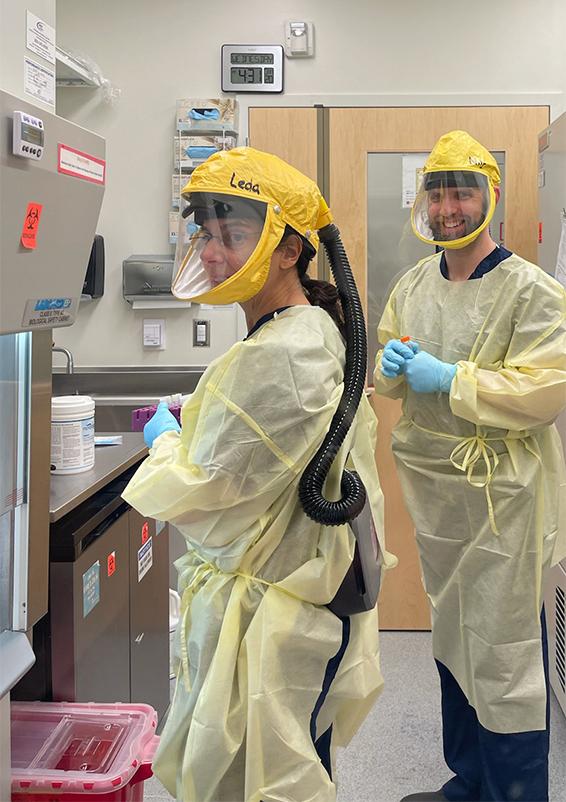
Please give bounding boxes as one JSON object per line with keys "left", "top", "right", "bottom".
{"left": 58, "top": 144, "right": 106, "bottom": 185}
{"left": 138, "top": 538, "right": 153, "bottom": 583}
{"left": 26, "top": 11, "right": 56, "bottom": 64}
{"left": 83, "top": 561, "right": 100, "bottom": 617}
{"left": 24, "top": 57, "right": 55, "bottom": 107}
{"left": 21, "top": 202, "right": 43, "bottom": 249}
{"left": 402, "top": 154, "right": 428, "bottom": 209}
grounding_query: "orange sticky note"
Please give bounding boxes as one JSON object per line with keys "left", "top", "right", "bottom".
{"left": 21, "top": 202, "right": 43, "bottom": 249}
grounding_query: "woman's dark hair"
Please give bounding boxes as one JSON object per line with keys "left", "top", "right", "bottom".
{"left": 279, "top": 225, "right": 345, "bottom": 337}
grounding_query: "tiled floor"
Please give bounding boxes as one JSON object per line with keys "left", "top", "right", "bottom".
{"left": 143, "top": 631, "right": 566, "bottom": 801}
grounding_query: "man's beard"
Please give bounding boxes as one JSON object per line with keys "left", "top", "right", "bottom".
{"left": 430, "top": 213, "right": 486, "bottom": 241}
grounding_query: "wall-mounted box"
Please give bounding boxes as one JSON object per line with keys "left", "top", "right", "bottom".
{"left": 123, "top": 254, "right": 188, "bottom": 309}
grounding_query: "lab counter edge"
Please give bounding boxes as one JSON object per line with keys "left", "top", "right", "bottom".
{"left": 49, "top": 432, "right": 148, "bottom": 522}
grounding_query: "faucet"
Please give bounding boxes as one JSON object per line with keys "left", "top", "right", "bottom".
{"left": 52, "top": 345, "right": 74, "bottom": 375}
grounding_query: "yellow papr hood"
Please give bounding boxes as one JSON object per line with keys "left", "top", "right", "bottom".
{"left": 424, "top": 130, "right": 501, "bottom": 188}
{"left": 182, "top": 146, "right": 333, "bottom": 253}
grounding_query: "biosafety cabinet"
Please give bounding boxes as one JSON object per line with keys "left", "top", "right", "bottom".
{"left": 538, "top": 111, "right": 566, "bottom": 718}
{"left": 0, "top": 85, "right": 105, "bottom": 779}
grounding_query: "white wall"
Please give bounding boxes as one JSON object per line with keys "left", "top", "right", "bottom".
{"left": 54, "top": 0, "right": 566, "bottom": 367}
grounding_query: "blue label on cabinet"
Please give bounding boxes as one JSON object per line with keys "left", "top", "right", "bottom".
{"left": 82, "top": 560, "right": 100, "bottom": 617}
{"left": 34, "top": 297, "right": 72, "bottom": 311}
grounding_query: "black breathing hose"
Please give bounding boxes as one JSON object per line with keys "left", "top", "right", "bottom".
{"left": 298, "top": 223, "right": 368, "bottom": 526}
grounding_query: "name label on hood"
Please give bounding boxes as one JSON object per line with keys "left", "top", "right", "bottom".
{"left": 230, "top": 172, "right": 260, "bottom": 194}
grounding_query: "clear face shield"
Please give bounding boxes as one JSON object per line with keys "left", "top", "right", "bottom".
{"left": 411, "top": 170, "right": 496, "bottom": 250}
{"left": 172, "top": 194, "right": 269, "bottom": 304}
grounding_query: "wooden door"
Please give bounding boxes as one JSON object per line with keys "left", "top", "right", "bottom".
{"left": 248, "top": 107, "right": 318, "bottom": 180}
{"left": 250, "top": 105, "right": 549, "bottom": 629}
{"left": 329, "top": 106, "right": 548, "bottom": 629}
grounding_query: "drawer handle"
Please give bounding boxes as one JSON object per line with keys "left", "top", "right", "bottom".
{"left": 135, "top": 633, "right": 145, "bottom": 644}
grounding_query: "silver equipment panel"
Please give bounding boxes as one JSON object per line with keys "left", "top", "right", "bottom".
{"left": 0, "top": 89, "right": 105, "bottom": 335}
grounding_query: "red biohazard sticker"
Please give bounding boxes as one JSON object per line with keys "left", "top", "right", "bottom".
{"left": 107, "top": 551, "right": 116, "bottom": 577}
{"left": 141, "top": 522, "right": 149, "bottom": 544}
{"left": 21, "top": 202, "right": 43, "bottom": 249}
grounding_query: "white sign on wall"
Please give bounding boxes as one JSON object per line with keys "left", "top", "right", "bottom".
{"left": 402, "top": 154, "right": 428, "bottom": 209}
{"left": 24, "top": 57, "right": 55, "bottom": 107}
{"left": 26, "top": 11, "right": 55, "bottom": 64}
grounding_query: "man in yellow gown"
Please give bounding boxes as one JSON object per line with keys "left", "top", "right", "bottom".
{"left": 375, "top": 130, "right": 566, "bottom": 802}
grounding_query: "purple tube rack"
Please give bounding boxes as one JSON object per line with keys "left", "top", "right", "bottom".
{"left": 131, "top": 404, "right": 182, "bottom": 432}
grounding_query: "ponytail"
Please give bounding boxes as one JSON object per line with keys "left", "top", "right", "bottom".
{"left": 299, "top": 275, "right": 345, "bottom": 338}
{"left": 279, "top": 225, "right": 345, "bottom": 338}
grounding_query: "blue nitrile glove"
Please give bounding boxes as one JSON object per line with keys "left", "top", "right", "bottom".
{"left": 381, "top": 339, "right": 420, "bottom": 378}
{"left": 143, "top": 401, "right": 181, "bottom": 448}
{"left": 189, "top": 108, "right": 220, "bottom": 121}
{"left": 404, "top": 351, "right": 457, "bottom": 394}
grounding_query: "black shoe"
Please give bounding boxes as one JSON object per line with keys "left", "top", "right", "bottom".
{"left": 399, "top": 792, "right": 447, "bottom": 802}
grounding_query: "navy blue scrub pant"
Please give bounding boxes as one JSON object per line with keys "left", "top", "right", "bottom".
{"left": 439, "top": 614, "right": 550, "bottom": 802}
{"left": 309, "top": 616, "right": 351, "bottom": 779}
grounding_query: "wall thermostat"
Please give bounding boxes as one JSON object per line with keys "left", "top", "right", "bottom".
{"left": 221, "top": 44, "right": 283, "bottom": 93}
{"left": 13, "top": 110, "right": 44, "bottom": 159}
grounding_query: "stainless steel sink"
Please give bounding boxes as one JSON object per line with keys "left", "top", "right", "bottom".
{"left": 52, "top": 367, "right": 205, "bottom": 432}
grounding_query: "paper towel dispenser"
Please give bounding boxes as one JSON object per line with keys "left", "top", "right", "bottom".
{"left": 122, "top": 254, "right": 189, "bottom": 309}
{"left": 83, "top": 234, "right": 105, "bottom": 300}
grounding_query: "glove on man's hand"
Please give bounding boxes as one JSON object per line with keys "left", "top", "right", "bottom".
{"left": 404, "top": 351, "right": 457, "bottom": 394}
{"left": 381, "top": 338, "right": 420, "bottom": 378}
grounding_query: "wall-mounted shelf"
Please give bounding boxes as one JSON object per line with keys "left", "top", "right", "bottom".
{"left": 55, "top": 47, "right": 100, "bottom": 87}
{"left": 177, "top": 122, "right": 238, "bottom": 136}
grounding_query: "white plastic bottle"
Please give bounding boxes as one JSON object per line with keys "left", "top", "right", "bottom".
{"left": 51, "top": 396, "right": 95, "bottom": 474}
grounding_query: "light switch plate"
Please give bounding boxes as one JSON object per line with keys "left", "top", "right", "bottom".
{"left": 193, "top": 319, "right": 210, "bottom": 347}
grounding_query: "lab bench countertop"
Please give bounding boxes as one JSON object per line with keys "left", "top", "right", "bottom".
{"left": 49, "top": 432, "right": 148, "bottom": 522}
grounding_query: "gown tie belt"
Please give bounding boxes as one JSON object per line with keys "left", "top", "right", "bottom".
{"left": 410, "top": 420, "right": 502, "bottom": 536}
{"left": 178, "top": 558, "right": 305, "bottom": 691}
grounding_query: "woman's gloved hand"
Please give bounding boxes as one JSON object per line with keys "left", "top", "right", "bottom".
{"left": 404, "top": 351, "right": 457, "bottom": 393}
{"left": 143, "top": 401, "right": 181, "bottom": 448}
{"left": 381, "top": 338, "right": 420, "bottom": 378}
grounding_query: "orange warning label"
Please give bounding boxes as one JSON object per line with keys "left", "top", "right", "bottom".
{"left": 21, "top": 202, "right": 43, "bottom": 249}
{"left": 141, "top": 522, "right": 149, "bottom": 544}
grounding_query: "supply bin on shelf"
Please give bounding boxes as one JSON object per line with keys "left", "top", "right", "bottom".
{"left": 11, "top": 701, "right": 159, "bottom": 802}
